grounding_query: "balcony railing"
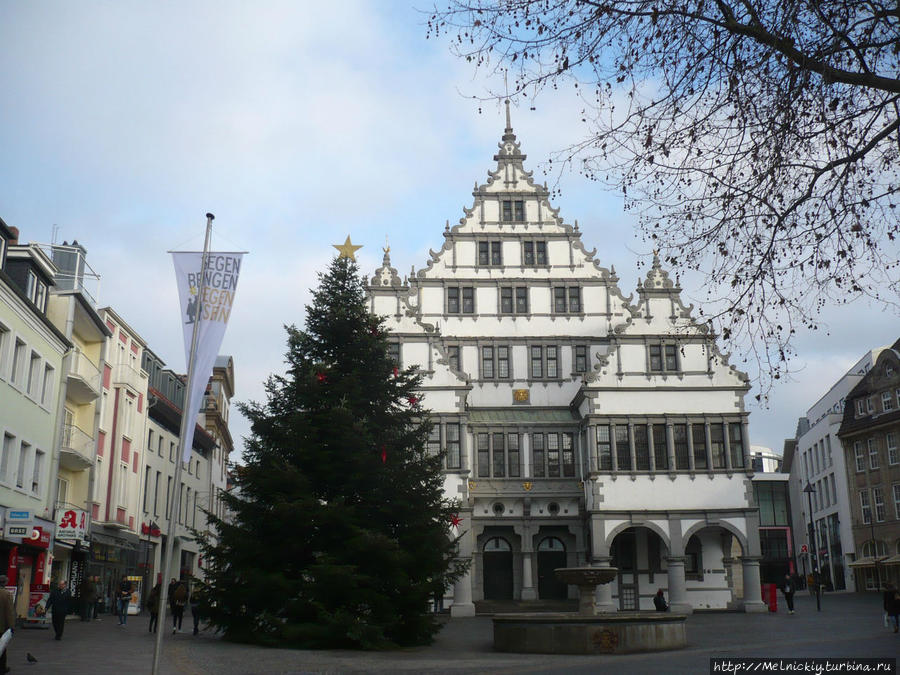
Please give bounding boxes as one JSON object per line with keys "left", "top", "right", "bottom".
{"left": 67, "top": 348, "right": 101, "bottom": 403}
{"left": 59, "top": 423, "right": 94, "bottom": 470}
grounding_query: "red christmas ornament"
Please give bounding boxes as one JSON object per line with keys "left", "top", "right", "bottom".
{"left": 449, "top": 514, "right": 462, "bottom": 529}
{"left": 369, "top": 327, "right": 379, "bottom": 336}
{"left": 380, "top": 446, "right": 387, "bottom": 464}
{"left": 407, "top": 395, "right": 418, "bottom": 406}
{"left": 393, "top": 366, "right": 399, "bottom": 377}
{"left": 316, "top": 372, "right": 327, "bottom": 383}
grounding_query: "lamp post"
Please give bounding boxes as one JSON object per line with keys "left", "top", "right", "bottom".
{"left": 143, "top": 518, "right": 158, "bottom": 607}
{"left": 869, "top": 518, "right": 880, "bottom": 591}
{"left": 802, "top": 482, "right": 821, "bottom": 612}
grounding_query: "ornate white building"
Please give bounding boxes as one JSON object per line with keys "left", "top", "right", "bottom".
{"left": 367, "top": 106, "right": 765, "bottom": 615}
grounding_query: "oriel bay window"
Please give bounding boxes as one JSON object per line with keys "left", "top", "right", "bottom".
{"left": 447, "top": 345, "right": 460, "bottom": 371}
{"left": 426, "top": 422, "right": 462, "bottom": 470}
{"left": 574, "top": 345, "right": 588, "bottom": 373}
{"left": 523, "top": 241, "right": 547, "bottom": 265}
{"left": 532, "top": 431, "right": 575, "bottom": 477}
{"left": 596, "top": 425, "right": 612, "bottom": 470}
{"left": 477, "top": 431, "right": 520, "bottom": 478}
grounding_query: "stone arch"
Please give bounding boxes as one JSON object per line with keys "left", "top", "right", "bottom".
{"left": 604, "top": 520, "right": 671, "bottom": 552}
{"left": 681, "top": 520, "right": 748, "bottom": 555}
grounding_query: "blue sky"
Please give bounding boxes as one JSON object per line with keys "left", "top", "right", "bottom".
{"left": 1, "top": 2, "right": 896, "bottom": 459}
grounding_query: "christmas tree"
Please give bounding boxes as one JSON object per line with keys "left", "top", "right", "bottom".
{"left": 196, "top": 253, "right": 466, "bottom": 649}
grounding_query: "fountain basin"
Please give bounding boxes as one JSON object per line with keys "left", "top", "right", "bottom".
{"left": 493, "top": 612, "right": 688, "bottom": 654}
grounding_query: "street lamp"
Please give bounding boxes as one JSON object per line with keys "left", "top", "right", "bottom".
{"left": 802, "top": 482, "right": 821, "bottom": 612}
{"left": 869, "top": 517, "right": 880, "bottom": 591}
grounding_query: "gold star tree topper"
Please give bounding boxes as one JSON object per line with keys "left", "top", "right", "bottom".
{"left": 333, "top": 235, "right": 363, "bottom": 260}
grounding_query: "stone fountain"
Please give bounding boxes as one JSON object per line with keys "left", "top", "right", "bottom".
{"left": 492, "top": 566, "right": 688, "bottom": 655}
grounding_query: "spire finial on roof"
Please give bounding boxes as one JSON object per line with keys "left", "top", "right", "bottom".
{"left": 505, "top": 99, "right": 512, "bottom": 134}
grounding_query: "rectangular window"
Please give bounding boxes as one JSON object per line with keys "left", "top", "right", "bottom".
{"left": 500, "top": 287, "right": 513, "bottom": 313}
{"left": 546, "top": 346, "right": 558, "bottom": 378}
{"left": 462, "top": 287, "right": 474, "bottom": 314}
{"left": 860, "top": 490, "right": 872, "bottom": 524}
{"left": 649, "top": 345, "right": 662, "bottom": 372}
{"left": 11, "top": 338, "right": 25, "bottom": 386}
{"left": 634, "top": 425, "right": 650, "bottom": 471}
{"left": 710, "top": 424, "right": 725, "bottom": 468}
{"left": 514, "top": 200, "right": 524, "bottom": 222}
{"left": 873, "top": 487, "right": 886, "bottom": 522}
{"left": 478, "top": 242, "right": 489, "bottom": 266}
{"left": 530, "top": 346, "right": 543, "bottom": 379}
{"left": 166, "top": 476, "right": 172, "bottom": 517}
{"left": 515, "top": 287, "right": 528, "bottom": 314}
{"left": 664, "top": 345, "right": 677, "bottom": 371}
{"left": 492, "top": 432, "right": 505, "bottom": 477}
{"left": 562, "top": 432, "right": 575, "bottom": 477}
{"left": 868, "top": 438, "right": 879, "bottom": 469}
{"left": 56, "top": 477, "right": 68, "bottom": 505}
{"left": 502, "top": 200, "right": 513, "bottom": 222}
{"left": 497, "top": 346, "right": 510, "bottom": 378}
{"left": 170, "top": 442, "right": 176, "bottom": 463}
{"left": 883, "top": 391, "right": 894, "bottom": 411}
{"left": 154, "top": 471, "right": 161, "bottom": 516}
{"left": 653, "top": 424, "right": 668, "bottom": 470}
{"left": 692, "top": 425, "right": 708, "bottom": 469}
{"left": 523, "top": 241, "right": 534, "bottom": 265}
{"left": 596, "top": 426, "right": 611, "bottom": 471}
{"left": 447, "top": 345, "right": 460, "bottom": 372}
{"left": 508, "top": 433, "right": 520, "bottom": 477}
{"left": 536, "top": 241, "right": 547, "bottom": 265}
{"left": 674, "top": 424, "right": 689, "bottom": 470}
{"left": 856, "top": 399, "right": 866, "bottom": 416}
{"left": 477, "top": 433, "right": 490, "bottom": 477}
{"left": 568, "top": 287, "right": 581, "bottom": 313}
{"left": 447, "top": 287, "right": 459, "bottom": 313}
{"left": 854, "top": 441, "right": 865, "bottom": 471}
{"left": 481, "top": 346, "right": 494, "bottom": 379}
{"left": 16, "top": 441, "right": 30, "bottom": 489}
{"left": 3, "top": 433, "right": 16, "bottom": 484}
{"left": 27, "top": 351, "right": 41, "bottom": 398}
{"left": 888, "top": 433, "right": 898, "bottom": 465}
{"left": 40, "top": 364, "right": 54, "bottom": 406}
{"left": 893, "top": 484, "right": 900, "bottom": 520}
{"left": 574, "top": 345, "right": 587, "bottom": 373}
{"left": 446, "top": 424, "right": 461, "bottom": 469}
{"left": 729, "top": 423, "right": 745, "bottom": 468}
{"left": 547, "top": 433, "right": 560, "bottom": 477}
{"left": 119, "top": 464, "right": 127, "bottom": 506}
{"left": 387, "top": 342, "right": 400, "bottom": 366}
{"left": 31, "top": 448, "right": 44, "bottom": 493}
{"left": 867, "top": 397, "right": 875, "bottom": 413}
{"left": 554, "top": 287, "right": 567, "bottom": 313}
{"left": 143, "top": 466, "right": 151, "bottom": 512}
{"left": 491, "top": 241, "right": 502, "bottom": 265}
{"left": 0, "top": 323, "right": 9, "bottom": 379}
{"left": 427, "top": 426, "right": 441, "bottom": 457}
{"left": 533, "top": 432, "right": 545, "bottom": 477}
{"left": 615, "top": 425, "right": 631, "bottom": 470}
{"left": 649, "top": 343, "right": 679, "bottom": 373}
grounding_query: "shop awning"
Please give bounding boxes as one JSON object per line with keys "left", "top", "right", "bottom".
{"left": 847, "top": 556, "right": 889, "bottom": 568}
{"left": 91, "top": 531, "right": 139, "bottom": 551}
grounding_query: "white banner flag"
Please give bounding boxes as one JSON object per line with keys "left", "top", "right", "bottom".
{"left": 172, "top": 251, "right": 243, "bottom": 462}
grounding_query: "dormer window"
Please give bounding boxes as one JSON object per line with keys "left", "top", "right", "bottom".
{"left": 502, "top": 200, "right": 525, "bottom": 222}
{"left": 523, "top": 241, "right": 547, "bottom": 266}
{"left": 478, "top": 241, "right": 502, "bottom": 266}
{"left": 25, "top": 270, "right": 48, "bottom": 313}
{"left": 649, "top": 343, "right": 678, "bottom": 373}
{"left": 856, "top": 399, "right": 866, "bottom": 417}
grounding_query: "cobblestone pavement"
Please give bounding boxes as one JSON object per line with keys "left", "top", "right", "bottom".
{"left": 4, "top": 592, "right": 897, "bottom": 674}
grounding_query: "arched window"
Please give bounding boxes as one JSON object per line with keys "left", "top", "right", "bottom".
{"left": 862, "top": 540, "right": 888, "bottom": 557}
{"left": 483, "top": 537, "right": 511, "bottom": 552}
{"left": 538, "top": 537, "right": 565, "bottom": 552}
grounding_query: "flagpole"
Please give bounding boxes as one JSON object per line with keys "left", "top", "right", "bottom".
{"left": 152, "top": 213, "right": 214, "bottom": 675}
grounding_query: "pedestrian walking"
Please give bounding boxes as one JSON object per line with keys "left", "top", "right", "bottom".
{"left": 0, "top": 575, "right": 16, "bottom": 674}
{"left": 170, "top": 580, "right": 187, "bottom": 633}
{"left": 781, "top": 574, "right": 796, "bottom": 614}
{"left": 653, "top": 588, "right": 669, "bottom": 611}
{"left": 47, "top": 580, "right": 71, "bottom": 640}
{"left": 79, "top": 576, "right": 96, "bottom": 622}
{"left": 116, "top": 576, "right": 132, "bottom": 627}
{"left": 883, "top": 583, "right": 900, "bottom": 633}
{"left": 190, "top": 588, "right": 202, "bottom": 635}
{"left": 148, "top": 582, "right": 161, "bottom": 633}
{"left": 93, "top": 577, "right": 103, "bottom": 619}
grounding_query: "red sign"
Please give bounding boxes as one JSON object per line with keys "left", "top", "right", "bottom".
{"left": 140, "top": 523, "right": 161, "bottom": 537}
{"left": 24, "top": 527, "right": 51, "bottom": 549}
{"left": 800, "top": 544, "right": 808, "bottom": 553}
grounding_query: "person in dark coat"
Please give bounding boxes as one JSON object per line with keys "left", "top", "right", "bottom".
{"left": 47, "top": 580, "right": 71, "bottom": 640}
{"left": 884, "top": 583, "right": 900, "bottom": 633}
{"left": 781, "top": 574, "right": 796, "bottom": 614}
{"left": 170, "top": 580, "right": 188, "bottom": 633}
{"left": 79, "top": 576, "right": 96, "bottom": 622}
{"left": 653, "top": 588, "right": 669, "bottom": 611}
{"left": 117, "top": 576, "right": 132, "bottom": 627}
{"left": 189, "top": 586, "right": 202, "bottom": 635}
{"left": 147, "top": 582, "right": 161, "bottom": 633}
{"left": 0, "top": 575, "right": 16, "bottom": 673}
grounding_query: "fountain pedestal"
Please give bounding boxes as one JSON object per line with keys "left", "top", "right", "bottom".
{"left": 492, "top": 566, "right": 688, "bottom": 655}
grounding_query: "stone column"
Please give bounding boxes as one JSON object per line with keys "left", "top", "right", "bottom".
{"left": 450, "top": 568, "right": 476, "bottom": 617}
{"left": 666, "top": 556, "right": 692, "bottom": 614}
{"left": 666, "top": 422, "right": 676, "bottom": 475}
{"left": 610, "top": 424, "right": 619, "bottom": 473}
{"left": 686, "top": 422, "right": 696, "bottom": 472}
{"left": 739, "top": 556, "right": 767, "bottom": 613}
{"left": 592, "top": 555, "right": 617, "bottom": 613}
{"left": 521, "top": 528, "right": 537, "bottom": 600}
